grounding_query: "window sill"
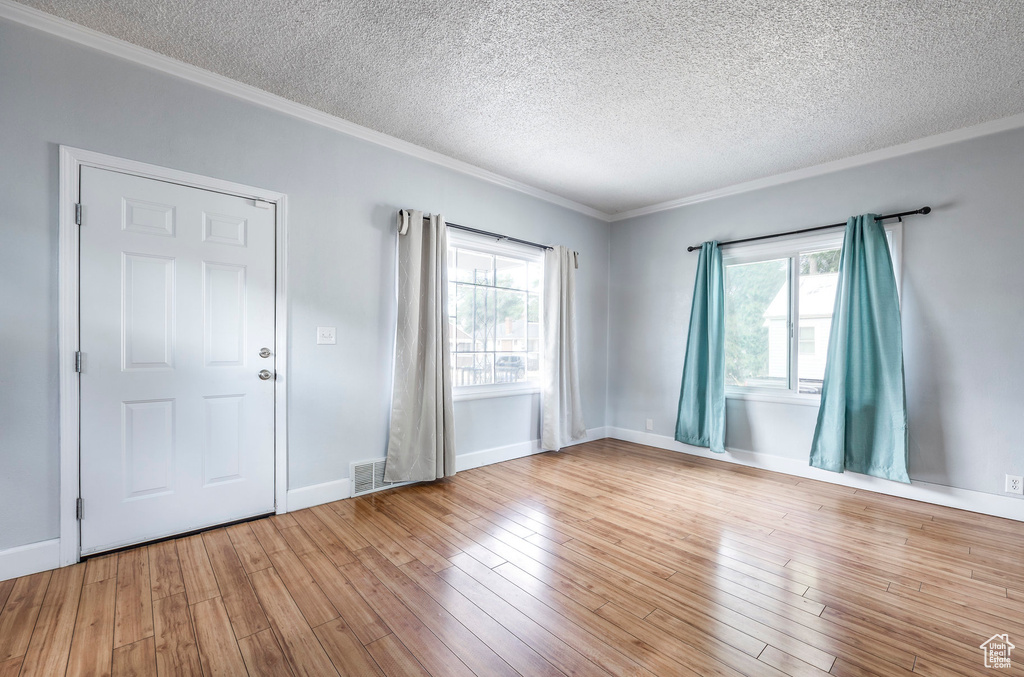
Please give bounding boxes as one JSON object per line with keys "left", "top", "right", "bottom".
{"left": 726, "top": 391, "right": 822, "bottom": 407}
{"left": 453, "top": 383, "right": 541, "bottom": 402}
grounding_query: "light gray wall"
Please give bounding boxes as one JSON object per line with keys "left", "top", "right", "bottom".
{"left": 609, "top": 126, "right": 1024, "bottom": 498}
{"left": 0, "top": 18, "right": 609, "bottom": 551}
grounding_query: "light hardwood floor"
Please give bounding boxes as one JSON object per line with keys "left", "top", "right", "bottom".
{"left": 1, "top": 439, "right": 1022, "bottom": 676}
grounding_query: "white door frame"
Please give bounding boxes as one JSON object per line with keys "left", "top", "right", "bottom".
{"left": 58, "top": 146, "right": 289, "bottom": 566}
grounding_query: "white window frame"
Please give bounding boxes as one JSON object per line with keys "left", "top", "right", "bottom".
{"left": 723, "top": 222, "right": 902, "bottom": 407}
{"left": 447, "top": 229, "right": 544, "bottom": 401}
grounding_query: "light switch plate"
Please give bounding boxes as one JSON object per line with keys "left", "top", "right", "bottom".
{"left": 316, "top": 326, "right": 337, "bottom": 345}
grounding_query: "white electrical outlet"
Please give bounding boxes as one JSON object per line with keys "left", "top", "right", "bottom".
{"left": 1006, "top": 474, "right": 1023, "bottom": 495}
{"left": 316, "top": 326, "right": 337, "bottom": 345}
{"left": 645, "top": 418, "right": 654, "bottom": 431}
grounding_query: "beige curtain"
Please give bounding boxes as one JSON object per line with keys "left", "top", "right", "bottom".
{"left": 384, "top": 210, "right": 455, "bottom": 482}
{"left": 541, "top": 245, "right": 586, "bottom": 450}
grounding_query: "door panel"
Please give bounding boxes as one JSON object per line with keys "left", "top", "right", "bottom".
{"left": 203, "top": 394, "right": 244, "bottom": 485}
{"left": 79, "top": 167, "right": 276, "bottom": 555}
{"left": 203, "top": 262, "right": 246, "bottom": 366}
{"left": 122, "top": 253, "right": 175, "bottom": 370}
{"left": 122, "top": 399, "right": 174, "bottom": 498}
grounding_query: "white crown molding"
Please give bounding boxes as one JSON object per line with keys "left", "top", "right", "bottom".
{"left": 6, "top": 0, "right": 1024, "bottom": 225}
{"left": 0, "top": 0, "right": 609, "bottom": 221}
{"left": 609, "top": 112, "right": 1024, "bottom": 222}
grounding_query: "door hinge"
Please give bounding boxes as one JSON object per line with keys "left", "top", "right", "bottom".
{"left": 74, "top": 351, "right": 83, "bottom": 373}
{"left": 76, "top": 497, "right": 84, "bottom": 520}
{"left": 75, "top": 203, "right": 83, "bottom": 225}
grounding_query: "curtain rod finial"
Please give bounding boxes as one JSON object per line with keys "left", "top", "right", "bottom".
{"left": 920, "top": 206, "right": 931, "bottom": 214}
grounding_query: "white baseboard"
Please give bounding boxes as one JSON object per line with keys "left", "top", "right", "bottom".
{"left": 284, "top": 427, "right": 611, "bottom": 514}
{"left": 0, "top": 538, "right": 60, "bottom": 582}
{"left": 457, "top": 426, "right": 607, "bottom": 472}
{"left": 605, "top": 427, "right": 1024, "bottom": 522}
{"left": 285, "top": 479, "right": 352, "bottom": 512}
{"left": 457, "top": 439, "right": 542, "bottom": 472}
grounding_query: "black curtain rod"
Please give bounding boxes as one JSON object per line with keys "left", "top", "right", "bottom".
{"left": 413, "top": 213, "right": 554, "bottom": 250}
{"left": 685, "top": 207, "right": 931, "bottom": 253}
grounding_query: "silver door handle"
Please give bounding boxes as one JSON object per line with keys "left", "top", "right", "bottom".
{"left": 259, "top": 347, "right": 272, "bottom": 358}
{"left": 258, "top": 369, "right": 274, "bottom": 380}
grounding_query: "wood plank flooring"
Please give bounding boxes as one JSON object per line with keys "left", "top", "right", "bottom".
{"left": 2, "top": 438, "right": 1023, "bottom": 676}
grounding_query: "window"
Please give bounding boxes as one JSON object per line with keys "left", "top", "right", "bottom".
{"left": 723, "top": 224, "right": 901, "bottom": 403}
{"left": 799, "top": 326, "right": 816, "bottom": 355}
{"left": 724, "top": 257, "right": 790, "bottom": 389}
{"left": 447, "top": 232, "right": 543, "bottom": 397}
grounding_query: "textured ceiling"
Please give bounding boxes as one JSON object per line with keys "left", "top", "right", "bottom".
{"left": 18, "top": 0, "right": 1024, "bottom": 215}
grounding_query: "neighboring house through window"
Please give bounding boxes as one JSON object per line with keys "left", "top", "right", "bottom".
{"left": 723, "top": 224, "right": 901, "bottom": 403}
{"left": 447, "top": 230, "right": 543, "bottom": 399}
{"left": 798, "top": 326, "right": 816, "bottom": 355}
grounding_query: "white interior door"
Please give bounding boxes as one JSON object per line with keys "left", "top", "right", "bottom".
{"left": 79, "top": 166, "right": 277, "bottom": 555}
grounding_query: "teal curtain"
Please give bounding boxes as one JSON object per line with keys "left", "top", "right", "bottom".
{"left": 675, "top": 241, "right": 726, "bottom": 453}
{"left": 810, "top": 215, "right": 909, "bottom": 482}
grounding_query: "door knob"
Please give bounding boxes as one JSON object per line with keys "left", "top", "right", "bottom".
{"left": 258, "top": 369, "right": 274, "bottom": 381}
{"left": 259, "top": 347, "right": 272, "bottom": 358}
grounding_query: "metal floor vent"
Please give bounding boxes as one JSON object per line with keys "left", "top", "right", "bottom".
{"left": 350, "top": 458, "right": 410, "bottom": 496}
